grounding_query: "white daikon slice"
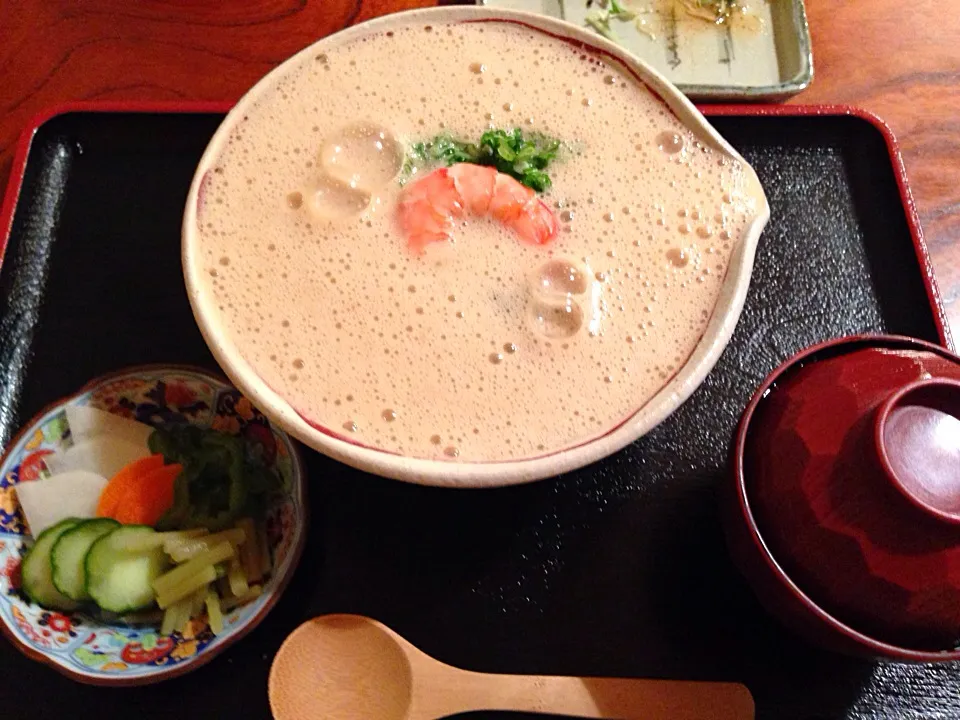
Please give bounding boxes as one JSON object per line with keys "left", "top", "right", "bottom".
{"left": 65, "top": 405, "right": 153, "bottom": 448}
{"left": 44, "top": 436, "right": 151, "bottom": 480}
{"left": 16, "top": 470, "right": 108, "bottom": 537}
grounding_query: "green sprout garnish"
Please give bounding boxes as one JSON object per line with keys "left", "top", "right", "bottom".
{"left": 585, "top": 0, "right": 637, "bottom": 41}
{"left": 584, "top": 0, "right": 744, "bottom": 42}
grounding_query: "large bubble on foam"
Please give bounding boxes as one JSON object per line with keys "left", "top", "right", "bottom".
{"left": 319, "top": 123, "right": 403, "bottom": 192}
{"left": 306, "top": 175, "right": 371, "bottom": 221}
{"left": 525, "top": 258, "right": 598, "bottom": 339}
{"left": 534, "top": 259, "right": 590, "bottom": 296}
{"left": 528, "top": 296, "right": 584, "bottom": 339}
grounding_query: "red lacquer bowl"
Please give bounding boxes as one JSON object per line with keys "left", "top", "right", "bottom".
{"left": 724, "top": 334, "right": 960, "bottom": 661}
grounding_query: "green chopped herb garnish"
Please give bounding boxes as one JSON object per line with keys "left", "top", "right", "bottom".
{"left": 402, "top": 128, "right": 562, "bottom": 192}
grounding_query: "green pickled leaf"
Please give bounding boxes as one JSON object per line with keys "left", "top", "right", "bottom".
{"left": 149, "top": 425, "right": 282, "bottom": 531}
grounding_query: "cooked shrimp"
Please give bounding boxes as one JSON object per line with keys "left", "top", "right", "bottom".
{"left": 398, "top": 163, "right": 559, "bottom": 253}
{"left": 450, "top": 163, "right": 496, "bottom": 214}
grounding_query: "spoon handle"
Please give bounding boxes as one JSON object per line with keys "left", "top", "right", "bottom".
{"left": 416, "top": 670, "right": 754, "bottom": 720}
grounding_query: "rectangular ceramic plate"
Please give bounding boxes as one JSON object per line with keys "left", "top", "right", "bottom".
{"left": 476, "top": 0, "right": 814, "bottom": 100}
{"left": 0, "top": 105, "right": 954, "bottom": 720}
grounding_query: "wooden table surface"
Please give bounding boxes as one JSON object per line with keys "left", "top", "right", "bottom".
{"left": 1, "top": 0, "right": 958, "bottom": 332}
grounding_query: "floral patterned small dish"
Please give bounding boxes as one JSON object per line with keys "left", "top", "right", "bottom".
{"left": 0, "top": 365, "right": 307, "bottom": 685}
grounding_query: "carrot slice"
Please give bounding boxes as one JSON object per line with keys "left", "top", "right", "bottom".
{"left": 96, "top": 454, "right": 166, "bottom": 518}
{"left": 112, "top": 463, "right": 182, "bottom": 526}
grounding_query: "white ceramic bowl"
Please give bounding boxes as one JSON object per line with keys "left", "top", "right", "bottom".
{"left": 182, "top": 6, "right": 769, "bottom": 488}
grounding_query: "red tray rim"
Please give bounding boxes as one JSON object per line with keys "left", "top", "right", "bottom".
{"left": 0, "top": 101, "right": 951, "bottom": 351}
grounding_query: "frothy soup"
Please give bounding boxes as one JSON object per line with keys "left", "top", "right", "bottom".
{"left": 190, "top": 19, "right": 764, "bottom": 462}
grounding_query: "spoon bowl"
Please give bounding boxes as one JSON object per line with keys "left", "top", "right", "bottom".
{"left": 272, "top": 615, "right": 414, "bottom": 720}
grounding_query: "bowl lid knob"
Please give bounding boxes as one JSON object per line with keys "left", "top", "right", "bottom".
{"left": 877, "top": 378, "right": 960, "bottom": 524}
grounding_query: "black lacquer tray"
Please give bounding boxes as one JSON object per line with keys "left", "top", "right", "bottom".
{"left": 0, "top": 104, "right": 954, "bottom": 719}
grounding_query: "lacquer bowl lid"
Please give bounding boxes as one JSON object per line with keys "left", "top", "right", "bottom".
{"left": 729, "top": 335, "right": 960, "bottom": 660}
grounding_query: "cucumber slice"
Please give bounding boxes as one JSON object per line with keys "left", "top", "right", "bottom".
{"left": 51, "top": 518, "right": 120, "bottom": 601}
{"left": 21, "top": 518, "right": 81, "bottom": 611}
{"left": 85, "top": 526, "right": 169, "bottom": 613}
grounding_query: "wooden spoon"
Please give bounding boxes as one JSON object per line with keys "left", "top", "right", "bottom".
{"left": 268, "top": 614, "right": 754, "bottom": 720}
